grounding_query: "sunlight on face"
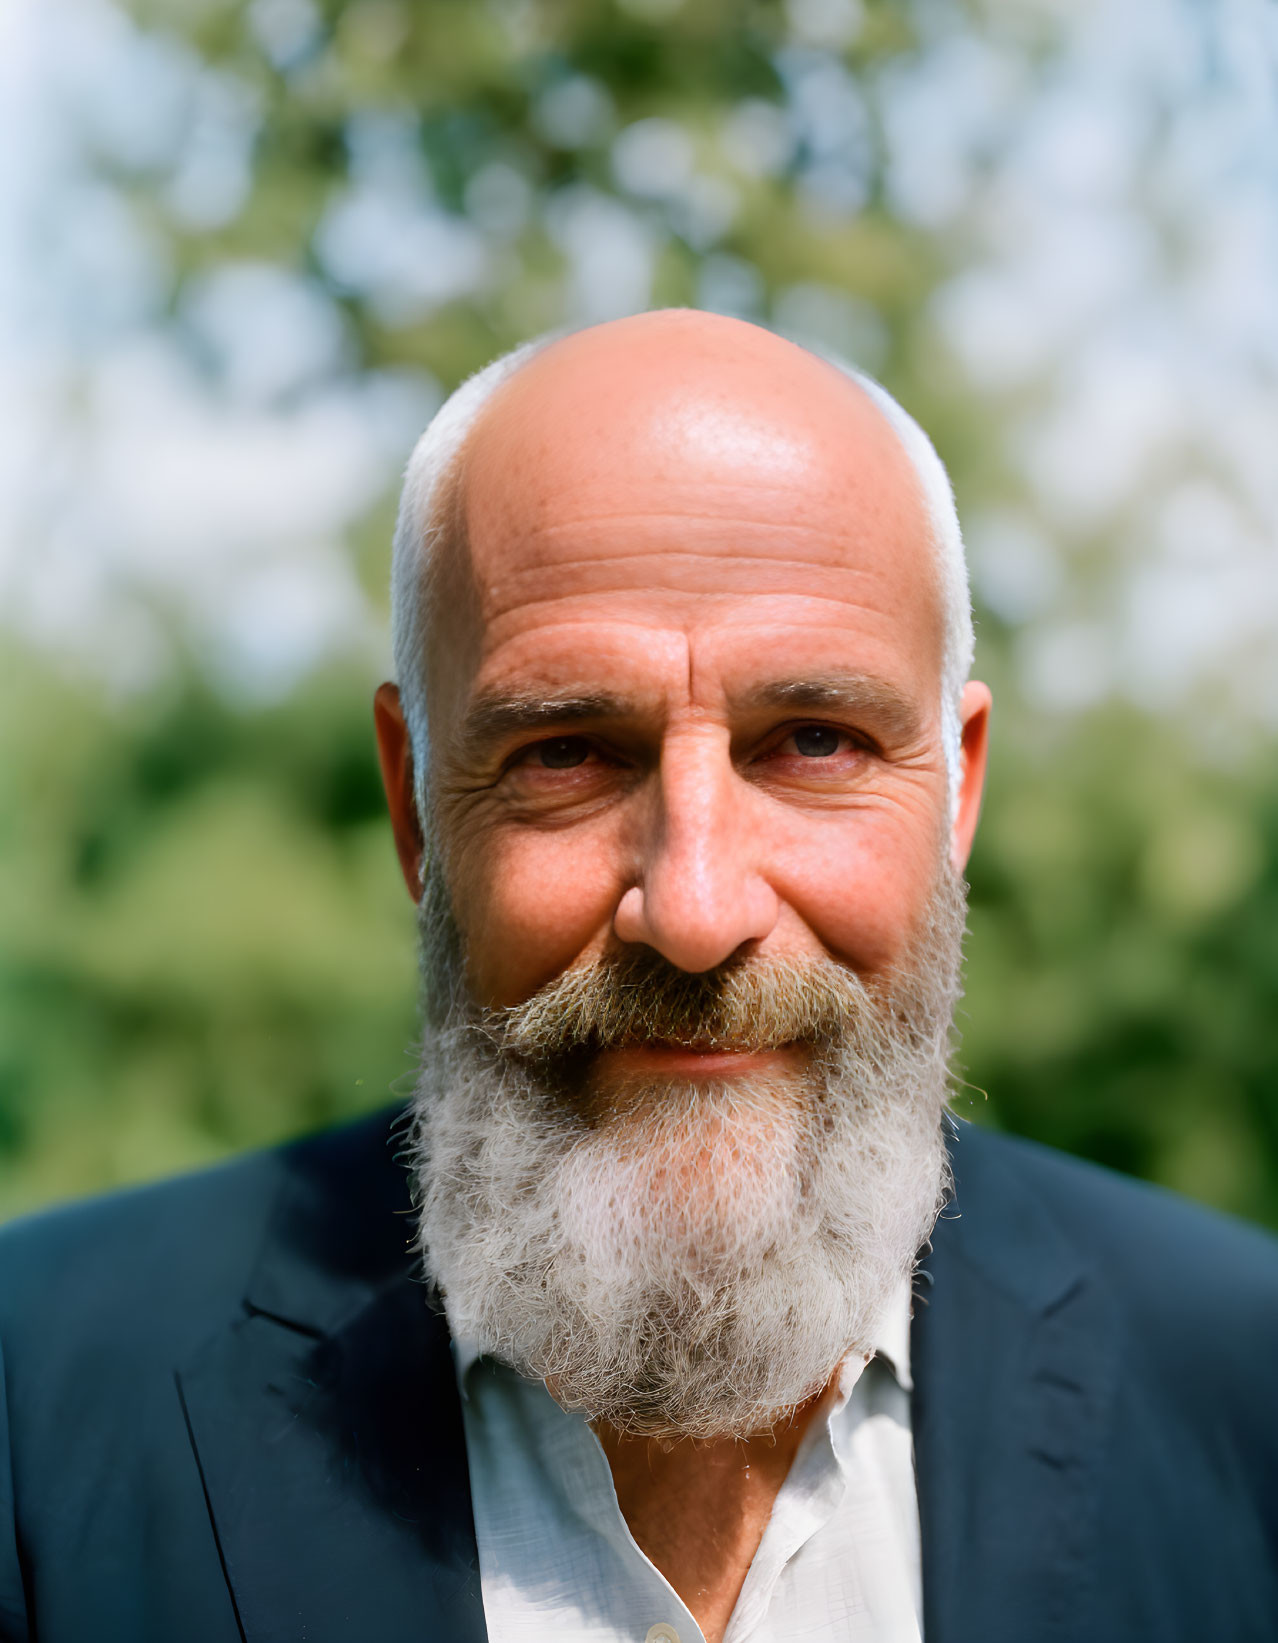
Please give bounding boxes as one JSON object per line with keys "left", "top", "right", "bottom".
{"left": 420, "top": 315, "right": 974, "bottom": 1023}
{"left": 390, "top": 314, "right": 989, "bottom": 1438}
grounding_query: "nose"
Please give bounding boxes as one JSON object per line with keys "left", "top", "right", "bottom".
{"left": 613, "top": 734, "right": 780, "bottom": 973}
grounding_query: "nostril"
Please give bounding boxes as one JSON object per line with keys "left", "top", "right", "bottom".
{"left": 612, "top": 875, "right": 780, "bottom": 976}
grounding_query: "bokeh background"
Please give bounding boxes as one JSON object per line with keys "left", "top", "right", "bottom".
{"left": 2, "top": 0, "right": 1276, "bottom": 1226}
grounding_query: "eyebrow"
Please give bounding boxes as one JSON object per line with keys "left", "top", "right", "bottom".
{"left": 452, "top": 670, "right": 925, "bottom": 762}
{"left": 743, "top": 672, "right": 924, "bottom": 743}
{"left": 454, "top": 690, "right": 636, "bottom": 757}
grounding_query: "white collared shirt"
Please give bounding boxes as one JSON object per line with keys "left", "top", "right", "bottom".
{"left": 452, "top": 1284, "right": 923, "bottom": 1643}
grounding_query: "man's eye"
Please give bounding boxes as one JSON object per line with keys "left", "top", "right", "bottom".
{"left": 530, "top": 737, "right": 592, "bottom": 769}
{"left": 789, "top": 724, "right": 843, "bottom": 758}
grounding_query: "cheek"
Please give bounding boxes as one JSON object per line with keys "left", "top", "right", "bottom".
{"left": 446, "top": 824, "right": 624, "bottom": 1008}
{"left": 772, "top": 806, "right": 944, "bottom": 974}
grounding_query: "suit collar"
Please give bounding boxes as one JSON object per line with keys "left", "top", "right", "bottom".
{"left": 240, "top": 1102, "right": 418, "bottom": 1337}
{"left": 931, "top": 1118, "right": 1087, "bottom": 1312}
{"left": 913, "top": 1120, "right": 1120, "bottom": 1643}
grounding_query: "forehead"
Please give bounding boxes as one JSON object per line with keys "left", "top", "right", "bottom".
{"left": 430, "top": 321, "right": 944, "bottom": 717}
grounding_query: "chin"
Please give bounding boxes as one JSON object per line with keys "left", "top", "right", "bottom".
{"left": 413, "top": 1029, "right": 952, "bottom": 1440}
{"left": 560, "top": 1073, "right": 812, "bottom": 1265}
{"left": 583, "top": 1058, "right": 807, "bottom": 1126}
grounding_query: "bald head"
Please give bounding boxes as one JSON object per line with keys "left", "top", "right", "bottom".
{"left": 390, "top": 310, "right": 973, "bottom": 814}
{"left": 464, "top": 310, "right": 923, "bottom": 517}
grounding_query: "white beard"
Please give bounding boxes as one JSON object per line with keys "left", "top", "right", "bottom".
{"left": 410, "top": 870, "right": 966, "bottom": 1441}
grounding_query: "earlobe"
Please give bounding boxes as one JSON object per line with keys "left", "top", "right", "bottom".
{"left": 949, "top": 681, "right": 992, "bottom": 873}
{"left": 373, "top": 682, "right": 426, "bottom": 901}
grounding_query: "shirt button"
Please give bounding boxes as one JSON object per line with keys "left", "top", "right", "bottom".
{"left": 645, "top": 1627, "right": 681, "bottom": 1643}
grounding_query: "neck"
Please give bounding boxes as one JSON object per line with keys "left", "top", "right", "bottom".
{"left": 594, "top": 1377, "right": 845, "bottom": 1643}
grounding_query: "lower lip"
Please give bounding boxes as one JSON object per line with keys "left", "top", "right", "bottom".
{"left": 593, "top": 1044, "right": 795, "bottom": 1077}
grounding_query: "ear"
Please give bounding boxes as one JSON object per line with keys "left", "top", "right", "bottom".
{"left": 373, "top": 682, "right": 425, "bottom": 902}
{"left": 949, "top": 681, "right": 992, "bottom": 874}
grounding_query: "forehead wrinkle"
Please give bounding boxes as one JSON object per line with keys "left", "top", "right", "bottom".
{"left": 478, "top": 590, "right": 909, "bottom": 649}
{"left": 520, "top": 513, "right": 895, "bottom": 543}
{"left": 477, "top": 553, "right": 907, "bottom": 633}
{"left": 486, "top": 563, "right": 894, "bottom": 618}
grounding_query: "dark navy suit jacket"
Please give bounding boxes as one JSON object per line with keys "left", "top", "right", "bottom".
{"left": 0, "top": 1107, "right": 1275, "bottom": 1642}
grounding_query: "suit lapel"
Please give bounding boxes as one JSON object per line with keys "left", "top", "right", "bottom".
{"left": 913, "top": 1124, "right": 1120, "bottom": 1643}
{"left": 176, "top": 1110, "right": 487, "bottom": 1642}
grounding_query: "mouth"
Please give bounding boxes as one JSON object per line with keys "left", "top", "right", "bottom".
{"left": 591, "top": 1040, "right": 802, "bottom": 1078}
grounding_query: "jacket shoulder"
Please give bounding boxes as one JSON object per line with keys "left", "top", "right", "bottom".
{"left": 0, "top": 1109, "right": 417, "bottom": 1639}
{"left": 0, "top": 1103, "right": 410, "bottom": 1369}
{"left": 952, "top": 1122, "right": 1278, "bottom": 1382}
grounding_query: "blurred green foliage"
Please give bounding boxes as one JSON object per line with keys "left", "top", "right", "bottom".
{"left": 0, "top": 646, "right": 417, "bottom": 1214}
{"left": 3, "top": 0, "right": 1276, "bottom": 1226}
{"left": 961, "top": 704, "right": 1278, "bottom": 1226}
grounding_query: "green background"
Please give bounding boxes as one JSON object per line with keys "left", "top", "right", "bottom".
{"left": 3, "top": 0, "right": 1276, "bottom": 1227}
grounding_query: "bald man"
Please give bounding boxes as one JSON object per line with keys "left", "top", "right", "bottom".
{"left": 0, "top": 313, "right": 1274, "bottom": 1643}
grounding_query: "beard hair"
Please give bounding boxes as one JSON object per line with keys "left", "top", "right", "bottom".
{"left": 409, "top": 862, "right": 967, "bottom": 1442}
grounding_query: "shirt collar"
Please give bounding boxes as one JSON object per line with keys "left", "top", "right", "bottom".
{"left": 451, "top": 1275, "right": 914, "bottom": 1401}
{"left": 873, "top": 1274, "right": 915, "bottom": 1393}
{"left": 451, "top": 1331, "right": 485, "bottom": 1399}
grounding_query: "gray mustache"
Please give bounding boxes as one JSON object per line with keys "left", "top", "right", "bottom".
{"left": 481, "top": 950, "right": 885, "bottom": 1060}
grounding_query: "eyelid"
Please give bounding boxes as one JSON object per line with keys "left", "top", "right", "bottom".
{"left": 506, "top": 732, "right": 616, "bottom": 772}
{"left": 768, "top": 720, "right": 879, "bottom": 755}
{"left": 510, "top": 733, "right": 584, "bottom": 759}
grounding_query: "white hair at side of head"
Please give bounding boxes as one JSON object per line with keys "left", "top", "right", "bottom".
{"left": 389, "top": 320, "right": 974, "bottom": 825}
{"left": 390, "top": 333, "right": 558, "bottom": 822}
{"left": 835, "top": 363, "right": 975, "bottom": 801}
